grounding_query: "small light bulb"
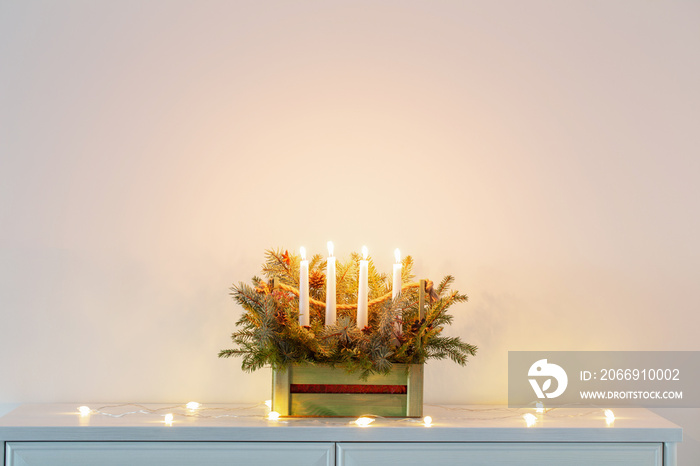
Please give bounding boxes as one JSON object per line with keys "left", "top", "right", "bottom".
{"left": 186, "top": 402, "right": 200, "bottom": 410}
{"left": 78, "top": 406, "right": 91, "bottom": 417}
{"left": 523, "top": 413, "right": 537, "bottom": 427}
{"left": 354, "top": 416, "right": 374, "bottom": 427}
{"left": 164, "top": 413, "right": 174, "bottom": 425}
{"left": 300, "top": 247, "right": 306, "bottom": 261}
{"left": 267, "top": 411, "right": 280, "bottom": 421}
{"left": 535, "top": 401, "right": 545, "bottom": 414}
{"left": 423, "top": 416, "right": 432, "bottom": 427}
{"left": 264, "top": 400, "right": 272, "bottom": 409}
{"left": 604, "top": 409, "right": 615, "bottom": 424}
{"left": 361, "top": 246, "right": 368, "bottom": 260}
{"left": 327, "top": 241, "right": 334, "bottom": 257}
{"left": 394, "top": 248, "right": 401, "bottom": 264}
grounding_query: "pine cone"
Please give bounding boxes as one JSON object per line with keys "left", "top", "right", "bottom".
{"left": 275, "top": 310, "right": 288, "bottom": 326}
{"left": 309, "top": 270, "right": 326, "bottom": 289}
{"left": 410, "top": 318, "right": 426, "bottom": 333}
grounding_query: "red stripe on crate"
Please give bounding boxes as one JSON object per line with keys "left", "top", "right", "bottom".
{"left": 290, "top": 384, "right": 407, "bottom": 394}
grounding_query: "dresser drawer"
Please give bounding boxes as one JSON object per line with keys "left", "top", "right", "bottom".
{"left": 6, "top": 442, "right": 334, "bottom": 466}
{"left": 337, "top": 442, "right": 663, "bottom": 466}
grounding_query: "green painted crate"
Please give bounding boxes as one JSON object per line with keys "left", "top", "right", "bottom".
{"left": 271, "top": 363, "right": 423, "bottom": 417}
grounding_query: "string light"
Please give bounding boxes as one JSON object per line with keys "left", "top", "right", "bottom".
{"left": 186, "top": 402, "right": 200, "bottom": 411}
{"left": 604, "top": 409, "right": 615, "bottom": 425}
{"left": 70, "top": 402, "right": 618, "bottom": 428}
{"left": 74, "top": 402, "right": 269, "bottom": 420}
{"left": 164, "top": 413, "right": 174, "bottom": 426}
{"left": 354, "top": 417, "right": 374, "bottom": 427}
{"left": 523, "top": 413, "right": 538, "bottom": 427}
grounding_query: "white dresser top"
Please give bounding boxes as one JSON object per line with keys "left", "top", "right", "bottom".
{"left": 0, "top": 403, "right": 682, "bottom": 444}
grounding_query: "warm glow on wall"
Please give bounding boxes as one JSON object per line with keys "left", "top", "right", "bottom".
{"left": 1, "top": 9, "right": 696, "bottom": 463}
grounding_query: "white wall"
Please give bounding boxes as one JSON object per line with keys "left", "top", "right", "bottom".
{"left": 1, "top": 0, "right": 698, "bottom": 461}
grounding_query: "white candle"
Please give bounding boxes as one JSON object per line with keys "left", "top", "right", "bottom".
{"left": 325, "top": 241, "right": 336, "bottom": 326}
{"left": 392, "top": 248, "right": 402, "bottom": 337}
{"left": 299, "top": 246, "right": 310, "bottom": 327}
{"left": 357, "top": 246, "right": 369, "bottom": 329}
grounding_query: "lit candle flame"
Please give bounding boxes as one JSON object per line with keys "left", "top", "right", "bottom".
{"left": 394, "top": 248, "right": 401, "bottom": 263}
{"left": 361, "top": 246, "right": 368, "bottom": 260}
{"left": 327, "top": 241, "right": 334, "bottom": 257}
{"left": 300, "top": 246, "right": 306, "bottom": 261}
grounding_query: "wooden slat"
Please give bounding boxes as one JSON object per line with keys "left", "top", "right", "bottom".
{"left": 272, "top": 367, "right": 290, "bottom": 416}
{"left": 406, "top": 365, "right": 424, "bottom": 417}
{"left": 290, "top": 384, "right": 406, "bottom": 394}
{"left": 290, "top": 394, "right": 407, "bottom": 417}
{"left": 288, "top": 364, "right": 411, "bottom": 386}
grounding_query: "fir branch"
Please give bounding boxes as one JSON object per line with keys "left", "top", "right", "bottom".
{"left": 220, "top": 249, "right": 477, "bottom": 376}
{"left": 437, "top": 275, "right": 454, "bottom": 296}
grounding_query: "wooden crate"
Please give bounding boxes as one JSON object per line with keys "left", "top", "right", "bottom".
{"left": 272, "top": 364, "right": 423, "bottom": 417}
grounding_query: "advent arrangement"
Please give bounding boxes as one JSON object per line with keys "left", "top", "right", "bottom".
{"left": 219, "top": 244, "right": 476, "bottom": 417}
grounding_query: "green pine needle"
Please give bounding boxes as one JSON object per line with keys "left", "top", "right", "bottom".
{"left": 219, "top": 249, "right": 477, "bottom": 376}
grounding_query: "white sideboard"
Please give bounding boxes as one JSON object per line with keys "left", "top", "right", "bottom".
{"left": 0, "top": 403, "right": 682, "bottom": 466}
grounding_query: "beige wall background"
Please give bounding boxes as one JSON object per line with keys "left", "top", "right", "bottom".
{"left": 1, "top": 0, "right": 698, "bottom": 461}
